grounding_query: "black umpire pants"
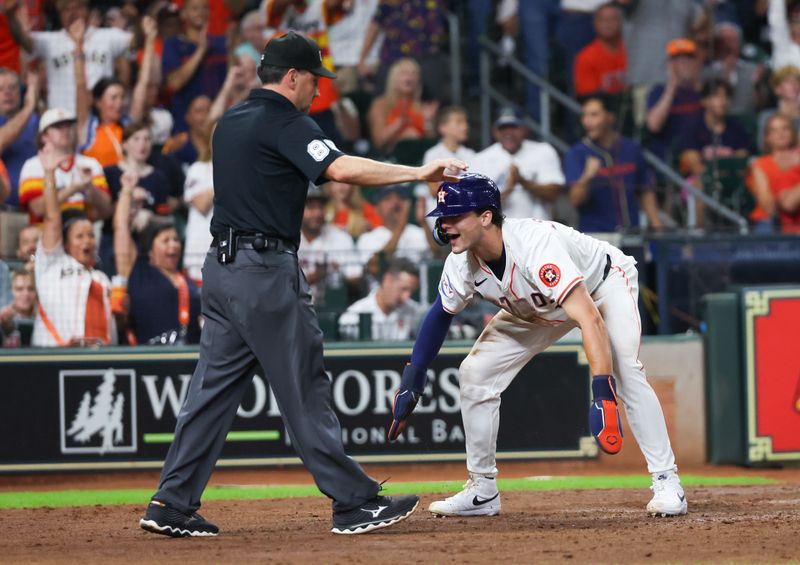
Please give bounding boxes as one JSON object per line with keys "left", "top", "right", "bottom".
{"left": 154, "top": 247, "right": 380, "bottom": 513}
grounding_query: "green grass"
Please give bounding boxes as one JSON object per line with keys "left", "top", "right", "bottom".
{"left": 0, "top": 474, "right": 777, "bottom": 510}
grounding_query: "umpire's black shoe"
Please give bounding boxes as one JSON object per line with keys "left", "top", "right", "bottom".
{"left": 331, "top": 494, "right": 419, "bottom": 535}
{"left": 139, "top": 499, "right": 219, "bottom": 537}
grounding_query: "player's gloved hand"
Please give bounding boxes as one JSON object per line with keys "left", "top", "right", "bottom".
{"left": 588, "top": 375, "right": 623, "bottom": 454}
{"left": 388, "top": 363, "right": 428, "bottom": 442}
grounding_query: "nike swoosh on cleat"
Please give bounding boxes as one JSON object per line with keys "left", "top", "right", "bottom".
{"left": 678, "top": 494, "right": 685, "bottom": 502}
{"left": 475, "top": 278, "right": 488, "bottom": 287}
{"left": 472, "top": 493, "right": 499, "bottom": 506}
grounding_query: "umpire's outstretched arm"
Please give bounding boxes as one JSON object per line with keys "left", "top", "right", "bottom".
{"left": 325, "top": 154, "right": 467, "bottom": 186}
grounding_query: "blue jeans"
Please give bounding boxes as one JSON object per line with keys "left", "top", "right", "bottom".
{"left": 519, "top": 0, "right": 560, "bottom": 121}
{"left": 466, "top": 0, "right": 493, "bottom": 93}
{"left": 555, "top": 11, "right": 596, "bottom": 97}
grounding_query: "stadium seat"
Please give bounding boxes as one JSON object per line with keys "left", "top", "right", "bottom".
{"left": 0, "top": 211, "right": 28, "bottom": 259}
{"left": 701, "top": 157, "right": 755, "bottom": 217}
{"left": 317, "top": 311, "right": 341, "bottom": 341}
{"left": 426, "top": 261, "right": 444, "bottom": 304}
{"left": 391, "top": 138, "right": 438, "bottom": 166}
{"left": 732, "top": 112, "right": 758, "bottom": 143}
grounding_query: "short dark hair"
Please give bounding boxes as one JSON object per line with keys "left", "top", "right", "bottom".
{"left": 701, "top": 77, "right": 733, "bottom": 99}
{"left": 257, "top": 63, "right": 290, "bottom": 85}
{"left": 436, "top": 105, "right": 468, "bottom": 128}
{"left": 11, "top": 268, "right": 34, "bottom": 283}
{"left": 122, "top": 120, "right": 151, "bottom": 143}
{"left": 476, "top": 206, "right": 504, "bottom": 227}
{"left": 136, "top": 217, "right": 177, "bottom": 256}
{"left": 579, "top": 92, "right": 616, "bottom": 114}
{"left": 61, "top": 210, "right": 90, "bottom": 243}
{"left": 0, "top": 67, "right": 20, "bottom": 89}
{"left": 91, "top": 77, "right": 125, "bottom": 113}
{"left": 595, "top": 2, "right": 622, "bottom": 17}
{"left": 385, "top": 258, "right": 419, "bottom": 280}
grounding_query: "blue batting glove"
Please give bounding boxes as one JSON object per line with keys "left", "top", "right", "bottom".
{"left": 388, "top": 363, "right": 427, "bottom": 442}
{"left": 588, "top": 375, "right": 623, "bottom": 454}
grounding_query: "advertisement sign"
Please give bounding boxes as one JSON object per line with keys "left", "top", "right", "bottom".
{"left": 743, "top": 288, "right": 800, "bottom": 463}
{"left": 0, "top": 344, "right": 597, "bottom": 471}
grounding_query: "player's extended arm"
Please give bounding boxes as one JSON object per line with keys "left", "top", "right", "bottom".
{"left": 388, "top": 295, "right": 454, "bottom": 441}
{"left": 561, "top": 282, "right": 623, "bottom": 454}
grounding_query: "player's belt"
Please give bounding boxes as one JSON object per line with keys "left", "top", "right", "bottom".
{"left": 602, "top": 254, "right": 611, "bottom": 281}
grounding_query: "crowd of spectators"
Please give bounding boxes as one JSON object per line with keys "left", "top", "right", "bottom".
{"left": 0, "top": 0, "right": 798, "bottom": 349}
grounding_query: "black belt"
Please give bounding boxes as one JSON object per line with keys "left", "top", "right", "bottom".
{"left": 211, "top": 234, "right": 296, "bottom": 253}
{"left": 602, "top": 253, "right": 612, "bottom": 281}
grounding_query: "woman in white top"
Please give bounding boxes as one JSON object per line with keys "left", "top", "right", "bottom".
{"left": 33, "top": 144, "right": 114, "bottom": 347}
{"left": 182, "top": 131, "right": 214, "bottom": 284}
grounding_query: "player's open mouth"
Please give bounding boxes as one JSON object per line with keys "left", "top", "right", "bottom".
{"left": 448, "top": 233, "right": 460, "bottom": 242}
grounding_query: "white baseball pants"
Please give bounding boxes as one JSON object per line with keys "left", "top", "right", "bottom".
{"left": 458, "top": 258, "right": 676, "bottom": 476}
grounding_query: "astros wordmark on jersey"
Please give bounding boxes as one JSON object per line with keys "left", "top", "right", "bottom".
{"left": 438, "top": 218, "right": 626, "bottom": 325}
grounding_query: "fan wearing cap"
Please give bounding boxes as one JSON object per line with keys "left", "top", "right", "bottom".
{"left": 645, "top": 39, "right": 703, "bottom": 158}
{"left": 18, "top": 108, "right": 111, "bottom": 225}
{"left": 623, "top": 0, "right": 696, "bottom": 131}
{"left": 470, "top": 107, "right": 564, "bottom": 221}
{"left": 139, "top": 30, "right": 467, "bottom": 538}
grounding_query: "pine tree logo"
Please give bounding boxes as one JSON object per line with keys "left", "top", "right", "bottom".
{"left": 59, "top": 369, "right": 137, "bottom": 454}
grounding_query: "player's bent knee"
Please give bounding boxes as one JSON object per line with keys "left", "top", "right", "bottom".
{"left": 459, "top": 355, "right": 484, "bottom": 387}
{"left": 460, "top": 382, "right": 497, "bottom": 403}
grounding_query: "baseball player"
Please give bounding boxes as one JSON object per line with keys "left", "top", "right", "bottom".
{"left": 388, "top": 173, "right": 688, "bottom": 518}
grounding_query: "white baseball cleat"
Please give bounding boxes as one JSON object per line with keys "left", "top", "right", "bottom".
{"left": 429, "top": 474, "right": 501, "bottom": 517}
{"left": 647, "top": 469, "right": 688, "bottom": 517}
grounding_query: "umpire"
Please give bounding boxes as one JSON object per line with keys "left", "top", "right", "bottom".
{"left": 139, "top": 31, "right": 468, "bottom": 537}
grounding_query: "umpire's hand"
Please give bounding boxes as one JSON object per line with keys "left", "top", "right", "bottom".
{"left": 417, "top": 158, "right": 468, "bottom": 183}
{"left": 388, "top": 363, "right": 428, "bottom": 442}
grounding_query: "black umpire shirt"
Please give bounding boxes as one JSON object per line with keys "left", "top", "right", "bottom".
{"left": 210, "top": 89, "right": 344, "bottom": 247}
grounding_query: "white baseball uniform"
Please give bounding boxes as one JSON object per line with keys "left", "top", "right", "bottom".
{"left": 438, "top": 218, "right": 675, "bottom": 476}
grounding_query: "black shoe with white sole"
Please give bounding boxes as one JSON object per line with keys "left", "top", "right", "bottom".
{"left": 139, "top": 499, "right": 219, "bottom": 537}
{"left": 331, "top": 494, "right": 419, "bottom": 535}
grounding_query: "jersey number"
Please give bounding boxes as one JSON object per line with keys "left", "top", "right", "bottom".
{"left": 530, "top": 291, "right": 550, "bottom": 308}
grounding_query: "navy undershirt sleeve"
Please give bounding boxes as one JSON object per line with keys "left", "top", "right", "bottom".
{"left": 410, "top": 295, "right": 455, "bottom": 369}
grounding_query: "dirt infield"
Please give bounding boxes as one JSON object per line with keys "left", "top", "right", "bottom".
{"left": 1, "top": 465, "right": 800, "bottom": 564}
{"left": 1, "top": 484, "right": 799, "bottom": 564}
